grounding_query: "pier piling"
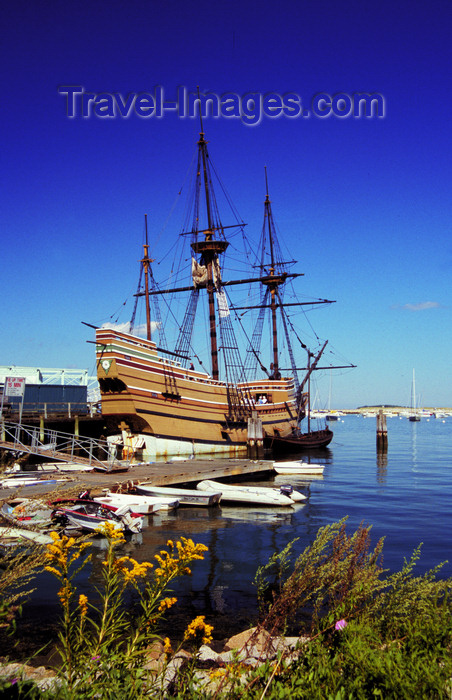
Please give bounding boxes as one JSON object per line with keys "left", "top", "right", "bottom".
{"left": 247, "top": 412, "right": 264, "bottom": 459}
{"left": 376, "top": 410, "right": 388, "bottom": 450}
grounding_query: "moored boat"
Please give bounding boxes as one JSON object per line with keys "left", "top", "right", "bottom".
{"left": 273, "top": 461, "right": 325, "bottom": 475}
{"left": 93, "top": 490, "right": 178, "bottom": 513}
{"left": 266, "top": 427, "right": 333, "bottom": 454}
{"left": 133, "top": 483, "right": 221, "bottom": 507}
{"left": 50, "top": 498, "right": 143, "bottom": 533}
{"left": 0, "top": 476, "right": 61, "bottom": 489}
{"left": 408, "top": 369, "right": 421, "bottom": 421}
{"left": 0, "top": 497, "right": 53, "bottom": 528}
{"left": 196, "top": 479, "right": 301, "bottom": 506}
{"left": 0, "top": 526, "right": 54, "bottom": 548}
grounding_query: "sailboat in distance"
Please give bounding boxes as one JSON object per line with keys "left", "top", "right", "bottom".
{"left": 408, "top": 368, "right": 421, "bottom": 421}
{"left": 94, "top": 126, "right": 352, "bottom": 461}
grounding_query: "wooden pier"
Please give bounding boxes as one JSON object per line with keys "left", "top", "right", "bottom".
{"left": 0, "top": 457, "right": 276, "bottom": 499}
{"left": 0, "top": 418, "right": 276, "bottom": 496}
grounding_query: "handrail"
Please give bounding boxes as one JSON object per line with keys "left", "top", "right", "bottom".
{"left": 0, "top": 420, "right": 128, "bottom": 471}
{"left": 0, "top": 402, "right": 101, "bottom": 419}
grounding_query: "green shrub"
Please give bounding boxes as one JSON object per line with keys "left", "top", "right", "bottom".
{"left": 4, "top": 517, "right": 452, "bottom": 698}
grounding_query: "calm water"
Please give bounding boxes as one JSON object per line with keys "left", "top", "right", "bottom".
{"left": 9, "top": 414, "right": 452, "bottom": 652}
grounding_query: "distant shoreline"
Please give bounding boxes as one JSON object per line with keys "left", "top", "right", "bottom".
{"left": 317, "top": 407, "right": 452, "bottom": 414}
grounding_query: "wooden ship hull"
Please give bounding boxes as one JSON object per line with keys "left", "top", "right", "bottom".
{"left": 96, "top": 327, "right": 304, "bottom": 460}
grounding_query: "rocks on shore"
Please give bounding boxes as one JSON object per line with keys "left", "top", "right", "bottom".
{"left": 0, "top": 627, "right": 310, "bottom": 695}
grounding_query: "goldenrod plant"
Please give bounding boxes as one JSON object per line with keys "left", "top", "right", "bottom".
{"left": 42, "top": 524, "right": 210, "bottom": 698}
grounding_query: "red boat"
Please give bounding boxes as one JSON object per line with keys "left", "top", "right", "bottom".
{"left": 50, "top": 497, "right": 143, "bottom": 534}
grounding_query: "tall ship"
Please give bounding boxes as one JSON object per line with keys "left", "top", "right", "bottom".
{"left": 94, "top": 126, "right": 349, "bottom": 461}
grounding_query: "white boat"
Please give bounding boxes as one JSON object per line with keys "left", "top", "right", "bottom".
{"left": 134, "top": 483, "right": 222, "bottom": 507}
{"left": 273, "top": 461, "right": 325, "bottom": 475}
{"left": 196, "top": 479, "right": 300, "bottom": 506}
{"left": 50, "top": 498, "right": 143, "bottom": 533}
{"left": 0, "top": 476, "right": 62, "bottom": 489}
{"left": 408, "top": 368, "right": 421, "bottom": 421}
{"left": 1, "top": 497, "right": 53, "bottom": 528}
{"left": 273, "top": 484, "right": 306, "bottom": 502}
{"left": 93, "top": 491, "right": 179, "bottom": 514}
{"left": 5, "top": 463, "right": 94, "bottom": 474}
{"left": 0, "top": 526, "right": 54, "bottom": 546}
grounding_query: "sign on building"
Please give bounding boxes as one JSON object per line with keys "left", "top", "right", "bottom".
{"left": 4, "top": 377, "right": 26, "bottom": 397}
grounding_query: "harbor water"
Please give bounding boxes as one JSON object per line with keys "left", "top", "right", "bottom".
{"left": 7, "top": 413, "right": 452, "bottom": 654}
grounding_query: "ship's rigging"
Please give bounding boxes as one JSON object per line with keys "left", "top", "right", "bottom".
{"left": 92, "top": 124, "right": 357, "bottom": 459}
{"left": 130, "top": 126, "right": 353, "bottom": 424}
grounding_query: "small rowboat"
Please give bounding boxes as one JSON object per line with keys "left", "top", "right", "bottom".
{"left": 0, "top": 476, "right": 60, "bottom": 489}
{"left": 196, "top": 480, "right": 303, "bottom": 506}
{"left": 273, "top": 461, "right": 325, "bottom": 475}
{"left": 134, "top": 483, "right": 221, "bottom": 507}
{"left": 0, "top": 527, "right": 54, "bottom": 547}
{"left": 93, "top": 491, "right": 179, "bottom": 514}
{"left": 1, "top": 497, "right": 54, "bottom": 528}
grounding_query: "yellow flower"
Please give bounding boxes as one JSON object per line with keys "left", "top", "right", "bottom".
{"left": 57, "top": 582, "right": 72, "bottom": 607}
{"left": 183, "top": 615, "right": 214, "bottom": 646}
{"left": 45, "top": 531, "right": 91, "bottom": 573}
{"left": 78, "top": 594, "right": 88, "bottom": 617}
{"left": 132, "top": 559, "right": 153, "bottom": 578}
{"left": 95, "top": 521, "right": 126, "bottom": 544}
{"left": 109, "top": 556, "right": 154, "bottom": 583}
{"left": 158, "top": 596, "right": 177, "bottom": 612}
{"left": 152, "top": 538, "right": 208, "bottom": 586}
{"left": 209, "top": 668, "right": 226, "bottom": 680}
{"left": 163, "top": 637, "right": 173, "bottom": 658}
{"left": 107, "top": 555, "right": 131, "bottom": 571}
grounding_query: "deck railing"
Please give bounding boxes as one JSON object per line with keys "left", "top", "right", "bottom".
{"left": 0, "top": 402, "right": 101, "bottom": 419}
{"left": 0, "top": 420, "right": 126, "bottom": 471}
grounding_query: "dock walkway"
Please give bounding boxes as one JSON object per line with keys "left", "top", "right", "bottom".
{"left": 0, "top": 458, "right": 277, "bottom": 498}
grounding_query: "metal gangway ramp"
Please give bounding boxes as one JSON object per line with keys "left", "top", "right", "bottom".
{"left": 0, "top": 421, "right": 128, "bottom": 472}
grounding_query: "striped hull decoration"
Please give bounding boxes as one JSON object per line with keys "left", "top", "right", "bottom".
{"left": 96, "top": 328, "right": 302, "bottom": 459}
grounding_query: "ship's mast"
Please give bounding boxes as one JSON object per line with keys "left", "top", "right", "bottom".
{"left": 190, "top": 121, "right": 228, "bottom": 380}
{"left": 260, "top": 168, "right": 287, "bottom": 379}
{"left": 307, "top": 352, "right": 311, "bottom": 434}
{"left": 140, "top": 213, "right": 152, "bottom": 341}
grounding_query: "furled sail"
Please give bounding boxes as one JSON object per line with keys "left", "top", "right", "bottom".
{"left": 213, "top": 258, "right": 230, "bottom": 317}
{"left": 192, "top": 257, "right": 207, "bottom": 287}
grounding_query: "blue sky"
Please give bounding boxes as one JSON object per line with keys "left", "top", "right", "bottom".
{"left": 1, "top": 0, "right": 451, "bottom": 409}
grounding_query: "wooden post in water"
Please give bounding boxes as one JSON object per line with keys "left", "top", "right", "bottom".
{"left": 376, "top": 410, "right": 388, "bottom": 450}
{"left": 247, "top": 411, "right": 264, "bottom": 459}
